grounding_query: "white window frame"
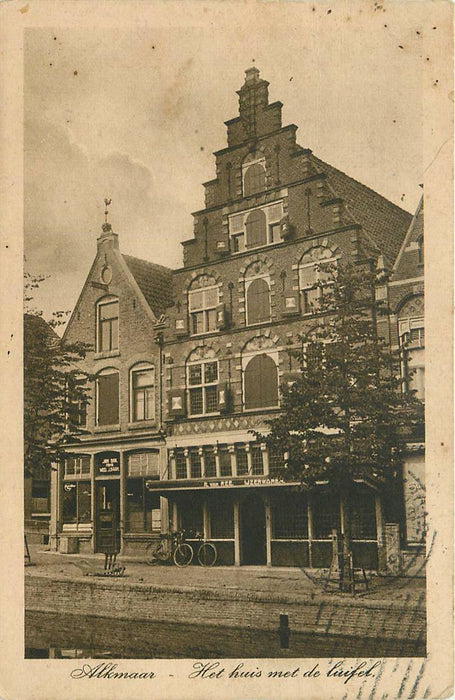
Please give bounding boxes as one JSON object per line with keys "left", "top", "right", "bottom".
{"left": 130, "top": 363, "right": 155, "bottom": 423}
{"left": 96, "top": 297, "right": 119, "bottom": 353}
{"left": 186, "top": 359, "right": 219, "bottom": 417}
{"left": 229, "top": 201, "right": 284, "bottom": 253}
{"left": 188, "top": 284, "right": 219, "bottom": 335}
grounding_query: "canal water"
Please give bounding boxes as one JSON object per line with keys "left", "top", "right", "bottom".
{"left": 25, "top": 611, "right": 425, "bottom": 658}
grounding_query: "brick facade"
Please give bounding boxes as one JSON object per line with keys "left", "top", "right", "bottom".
{"left": 50, "top": 69, "right": 424, "bottom": 570}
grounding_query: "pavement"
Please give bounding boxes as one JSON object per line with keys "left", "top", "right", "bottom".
{"left": 25, "top": 543, "right": 426, "bottom": 606}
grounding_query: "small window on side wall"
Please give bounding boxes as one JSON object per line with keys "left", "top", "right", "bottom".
{"left": 131, "top": 365, "right": 155, "bottom": 422}
{"left": 97, "top": 298, "right": 119, "bottom": 352}
{"left": 96, "top": 369, "right": 119, "bottom": 426}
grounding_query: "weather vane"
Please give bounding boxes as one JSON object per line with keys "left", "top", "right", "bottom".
{"left": 102, "top": 198, "right": 112, "bottom": 233}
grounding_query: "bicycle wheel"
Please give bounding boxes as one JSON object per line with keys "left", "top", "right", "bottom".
{"left": 173, "top": 543, "right": 193, "bottom": 567}
{"left": 146, "top": 542, "right": 166, "bottom": 565}
{"left": 197, "top": 542, "right": 217, "bottom": 567}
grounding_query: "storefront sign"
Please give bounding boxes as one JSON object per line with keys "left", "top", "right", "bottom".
{"left": 146, "top": 476, "right": 289, "bottom": 492}
{"left": 96, "top": 454, "right": 120, "bottom": 475}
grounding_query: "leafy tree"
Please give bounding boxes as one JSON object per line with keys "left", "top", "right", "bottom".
{"left": 24, "top": 273, "right": 92, "bottom": 479}
{"left": 258, "top": 261, "right": 423, "bottom": 581}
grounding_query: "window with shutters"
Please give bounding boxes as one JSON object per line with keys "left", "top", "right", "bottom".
{"left": 97, "top": 298, "right": 119, "bottom": 352}
{"left": 131, "top": 364, "right": 155, "bottom": 422}
{"left": 243, "top": 161, "right": 266, "bottom": 196}
{"left": 246, "top": 277, "right": 271, "bottom": 325}
{"left": 244, "top": 353, "right": 279, "bottom": 409}
{"left": 96, "top": 369, "right": 119, "bottom": 425}
{"left": 188, "top": 279, "right": 219, "bottom": 335}
{"left": 229, "top": 202, "right": 283, "bottom": 252}
{"left": 187, "top": 359, "right": 219, "bottom": 416}
{"left": 299, "top": 247, "right": 337, "bottom": 314}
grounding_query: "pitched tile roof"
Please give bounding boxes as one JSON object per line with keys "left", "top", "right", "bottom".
{"left": 391, "top": 195, "right": 423, "bottom": 279}
{"left": 122, "top": 254, "right": 173, "bottom": 318}
{"left": 24, "top": 313, "right": 60, "bottom": 347}
{"left": 311, "top": 155, "right": 413, "bottom": 265}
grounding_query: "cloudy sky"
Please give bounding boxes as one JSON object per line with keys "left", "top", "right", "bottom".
{"left": 24, "top": 3, "right": 444, "bottom": 322}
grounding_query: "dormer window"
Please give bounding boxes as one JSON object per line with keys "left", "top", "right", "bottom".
{"left": 229, "top": 202, "right": 283, "bottom": 253}
{"left": 97, "top": 298, "right": 119, "bottom": 352}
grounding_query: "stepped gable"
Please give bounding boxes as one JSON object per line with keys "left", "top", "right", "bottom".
{"left": 122, "top": 254, "right": 173, "bottom": 317}
{"left": 311, "top": 154, "right": 413, "bottom": 265}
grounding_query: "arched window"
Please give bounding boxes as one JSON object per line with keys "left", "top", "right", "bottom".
{"left": 243, "top": 162, "right": 266, "bottom": 196}
{"left": 245, "top": 209, "right": 267, "bottom": 248}
{"left": 299, "top": 246, "right": 337, "bottom": 314}
{"left": 246, "top": 277, "right": 270, "bottom": 325}
{"left": 188, "top": 277, "right": 219, "bottom": 335}
{"left": 96, "top": 368, "right": 119, "bottom": 425}
{"left": 131, "top": 364, "right": 155, "bottom": 422}
{"left": 244, "top": 354, "right": 278, "bottom": 409}
{"left": 97, "top": 297, "right": 119, "bottom": 352}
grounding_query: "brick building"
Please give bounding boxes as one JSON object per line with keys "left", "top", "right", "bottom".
{"left": 50, "top": 69, "right": 424, "bottom": 569}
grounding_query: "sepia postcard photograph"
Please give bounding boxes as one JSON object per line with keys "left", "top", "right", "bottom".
{"left": 0, "top": 0, "right": 453, "bottom": 698}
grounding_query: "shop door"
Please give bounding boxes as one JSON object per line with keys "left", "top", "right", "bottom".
{"left": 95, "top": 481, "right": 120, "bottom": 553}
{"left": 240, "top": 493, "right": 266, "bottom": 565}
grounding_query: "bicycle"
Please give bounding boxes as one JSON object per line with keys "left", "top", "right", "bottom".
{"left": 146, "top": 530, "right": 193, "bottom": 567}
{"left": 188, "top": 531, "right": 218, "bottom": 567}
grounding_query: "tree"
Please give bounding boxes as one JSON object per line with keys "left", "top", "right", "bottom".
{"left": 258, "top": 261, "right": 423, "bottom": 586}
{"left": 24, "top": 273, "right": 92, "bottom": 479}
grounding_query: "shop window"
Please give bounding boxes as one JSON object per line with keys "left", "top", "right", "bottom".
{"left": 131, "top": 365, "right": 155, "bottom": 422}
{"left": 229, "top": 202, "right": 283, "bottom": 252}
{"left": 235, "top": 445, "right": 249, "bottom": 475}
{"left": 251, "top": 445, "right": 264, "bottom": 475}
{"left": 96, "top": 369, "right": 119, "bottom": 425}
{"left": 175, "top": 451, "right": 187, "bottom": 480}
{"left": 64, "top": 455, "right": 91, "bottom": 478}
{"left": 299, "top": 247, "right": 337, "bottom": 314}
{"left": 125, "top": 478, "right": 160, "bottom": 532}
{"left": 210, "top": 501, "right": 234, "bottom": 539}
{"left": 97, "top": 298, "right": 119, "bottom": 352}
{"left": 350, "top": 487, "right": 377, "bottom": 540}
{"left": 188, "top": 285, "right": 218, "bottom": 335}
{"left": 179, "top": 498, "right": 203, "bottom": 536}
{"left": 190, "top": 451, "right": 202, "bottom": 478}
{"left": 246, "top": 278, "right": 271, "bottom": 325}
{"left": 273, "top": 493, "right": 308, "bottom": 539}
{"left": 243, "top": 162, "right": 266, "bottom": 196}
{"left": 187, "top": 360, "right": 219, "bottom": 416}
{"left": 312, "top": 491, "right": 340, "bottom": 539}
{"left": 244, "top": 354, "right": 279, "bottom": 409}
{"left": 219, "top": 448, "right": 232, "bottom": 477}
{"left": 62, "top": 482, "right": 91, "bottom": 524}
{"left": 203, "top": 448, "right": 217, "bottom": 478}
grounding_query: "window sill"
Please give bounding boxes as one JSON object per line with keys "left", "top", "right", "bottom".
{"left": 94, "top": 350, "right": 120, "bottom": 360}
{"left": 127, "top": 421, "right": 158, "bottom": 431}
{"left": 94, "top": 424, "right": 121, "bottom": 433}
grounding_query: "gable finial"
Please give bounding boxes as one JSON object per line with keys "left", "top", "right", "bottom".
{"left": 102, "top": 198, "right": 112, "bottom": 234}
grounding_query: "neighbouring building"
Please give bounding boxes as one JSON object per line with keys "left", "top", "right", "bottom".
{"left": 49, "top": 69, "right": 424, "bottom": 570}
